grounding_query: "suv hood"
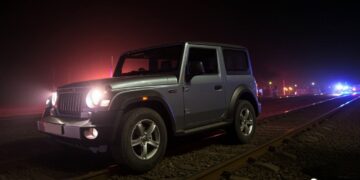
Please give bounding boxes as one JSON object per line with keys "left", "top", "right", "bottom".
{"left": 58, "top": 75, "right": 178, "bottom": 90}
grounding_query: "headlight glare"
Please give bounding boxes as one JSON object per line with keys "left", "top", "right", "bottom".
{"left": 51, "top": 92, "right": 57, "bottom": 106}
{"left": 86, "top": 88, "right": 106, "bottom": 108}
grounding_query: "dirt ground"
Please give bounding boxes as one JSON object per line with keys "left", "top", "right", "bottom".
{"left": 229, "top": 98, "right": 360, "bottom": 180}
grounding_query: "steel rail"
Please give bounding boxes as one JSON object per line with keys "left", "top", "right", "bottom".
{"left": 258, "top": 95, "right": 339, "bottom": 121}
{"left": 188, "top": 96, "right": 360, "bottom": 180}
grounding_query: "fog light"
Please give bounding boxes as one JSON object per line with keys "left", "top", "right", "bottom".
{"left": 45, "top": 99, "right": 50, "bottom": 105}
{"left": 84, "top": 128, "right": 98, "bottom": 140}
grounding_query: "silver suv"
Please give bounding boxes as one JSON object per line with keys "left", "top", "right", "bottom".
{"left": 37, "top": 42, "right": 261, "bottom": 172}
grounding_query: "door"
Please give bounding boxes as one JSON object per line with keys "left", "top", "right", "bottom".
{"left": 183, "top": 46, "right": 226, "bottom": 129}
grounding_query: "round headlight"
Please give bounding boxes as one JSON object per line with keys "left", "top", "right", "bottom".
{"left": 51, "top": 92, "right": 57, "bottom": 106}
{"left": 86, "top": 88, "right": 104, "bottom": 108}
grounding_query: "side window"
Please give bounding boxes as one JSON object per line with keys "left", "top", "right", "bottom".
{"left": 223, "top": 49, "right": 249, "bottom": 75}
{"left": 121, "top": 58, "right": 149, "bottom": 73}
{"left": 187, "top": 48, "right": 218, "bottom": 78}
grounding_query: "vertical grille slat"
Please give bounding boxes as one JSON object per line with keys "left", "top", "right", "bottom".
{"left": 58, "top": 93, "right": 82, "bottom": 116}
{"left": 70, "top": 94, "right": 74, "bottom": 112}
{"left": 72, "top": 94, "right": 76, "bottom": 112}
{"left": 73, "top": 94, "right": 76, "bottom": 112}
{"left": 77, "top": 94, "right": 82, "bottom": 112}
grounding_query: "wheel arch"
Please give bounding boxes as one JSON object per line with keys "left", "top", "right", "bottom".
{"left": 110, "top": 90, "right": 176, "bottom": 142}
{"left": 228, "top": 85, "right": 259, "bottom": 120}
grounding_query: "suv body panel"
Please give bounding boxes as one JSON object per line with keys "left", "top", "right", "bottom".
{"left": 182, "top": 44, "right": 227, "bottom": 129}
{"left": 37, "top": 41, "right": 261, "bottom": 152}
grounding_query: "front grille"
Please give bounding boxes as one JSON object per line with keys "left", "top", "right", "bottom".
{"left": 58, "top": 93, "right": 83, "bottom": 115}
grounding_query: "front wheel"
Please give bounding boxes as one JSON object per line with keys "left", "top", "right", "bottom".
{"left": 112, "top": 108, "right": 167, "bottom": 173}
{"left": 227, "top": 100, "right": 256, "bottom": 144}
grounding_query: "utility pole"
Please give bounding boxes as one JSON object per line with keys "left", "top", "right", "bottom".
{"left": 110, "top": 56, "right": 114, "bottom": 77}
{"left": 52, "top": 67, "right": 56, "bottom": 91}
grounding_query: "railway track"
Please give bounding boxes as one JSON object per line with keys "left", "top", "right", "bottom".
{"left": 189, "top": 95, "right": 360, "bottom": 180}
{"left": 70, "top": 95, "right": 358, "bottom": 180}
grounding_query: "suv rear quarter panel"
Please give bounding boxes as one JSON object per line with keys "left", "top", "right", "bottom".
{"left": 219, "top": 48, "right": 259, "bottom": 117}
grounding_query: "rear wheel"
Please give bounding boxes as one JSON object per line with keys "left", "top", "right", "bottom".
{"left": 112, "top": 108, "right": 167, "bottom": 173}
{"left": 228, "top": 100, "right": 256, "bottom": 143}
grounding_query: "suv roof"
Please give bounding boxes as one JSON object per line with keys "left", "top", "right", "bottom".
{"left": 123, "top": 41, "right": 247, "bottom": 55}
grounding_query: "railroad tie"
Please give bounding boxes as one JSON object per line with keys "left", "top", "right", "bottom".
{"left": 278, "top": 151, "right": 297, "bottom": 160}
{"left": 253, "top": 162, "right": 280, "bottom": 173}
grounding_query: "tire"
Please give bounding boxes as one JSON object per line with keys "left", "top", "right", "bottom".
{"left": 227, "top": 100, "right": 256, "bottom": 144}
{"left": 112, "top": 108, "right": 167, "bottom": 173}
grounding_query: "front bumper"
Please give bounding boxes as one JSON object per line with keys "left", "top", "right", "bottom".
{"left": 37, "top": 117, "right": 91, "bottom": 139}
{"left": 37, "top": 112, "right": 116, "bottom": 153}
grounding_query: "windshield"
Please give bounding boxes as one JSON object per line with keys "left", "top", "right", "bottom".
{"left": 114, "top": 45, "right": 184, "bottom": 78}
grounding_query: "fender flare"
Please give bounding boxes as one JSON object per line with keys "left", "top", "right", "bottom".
{"left": 228, "top": 85, "right": 259, "bottom": 120}
{"left": 109, "top": 89, "right": 176, "bottom": 142}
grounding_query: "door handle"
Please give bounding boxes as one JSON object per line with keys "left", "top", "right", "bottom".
{"left": 168, "top": 89, "right": 177, "bottom": 93}
{"left": 184, "top": 86, "right": 190, "bottom": 92}
{"left": 214, "top": 85, "right": 222, "bottom": 91}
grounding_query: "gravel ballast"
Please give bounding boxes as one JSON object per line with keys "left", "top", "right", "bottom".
{"left": 229, "top": 98, "right": 360, "bottom": 180}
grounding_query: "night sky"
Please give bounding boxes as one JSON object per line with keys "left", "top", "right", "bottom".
{"left": 1, "top": 1, "right": 360, "bottom": 107}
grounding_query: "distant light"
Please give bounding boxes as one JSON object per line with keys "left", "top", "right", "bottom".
{"left": 311, "top": 82, "right": 315, "bottom": 86}
{"left": 289, "top": 87, "right": 293, "bottom": 91}
{"left": 352, "top": 87, "right": 356, "bottom": 91}
{"left": 335, "top": 83, "right": 343, "bottom": 90}
{"left": 142, "top": 96, "right": 149, "bottom": 101}
{"left": 46, "top": 99, "right": 50, "bottom": 105}
{"left": 269, "top": 81, "right": 272, "bottom": 85}
{"left": 294, "top": 84, "right": 298, "bottom": 87}
{"left": 283, "top": 87, "right": 288, "bottom": 91}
